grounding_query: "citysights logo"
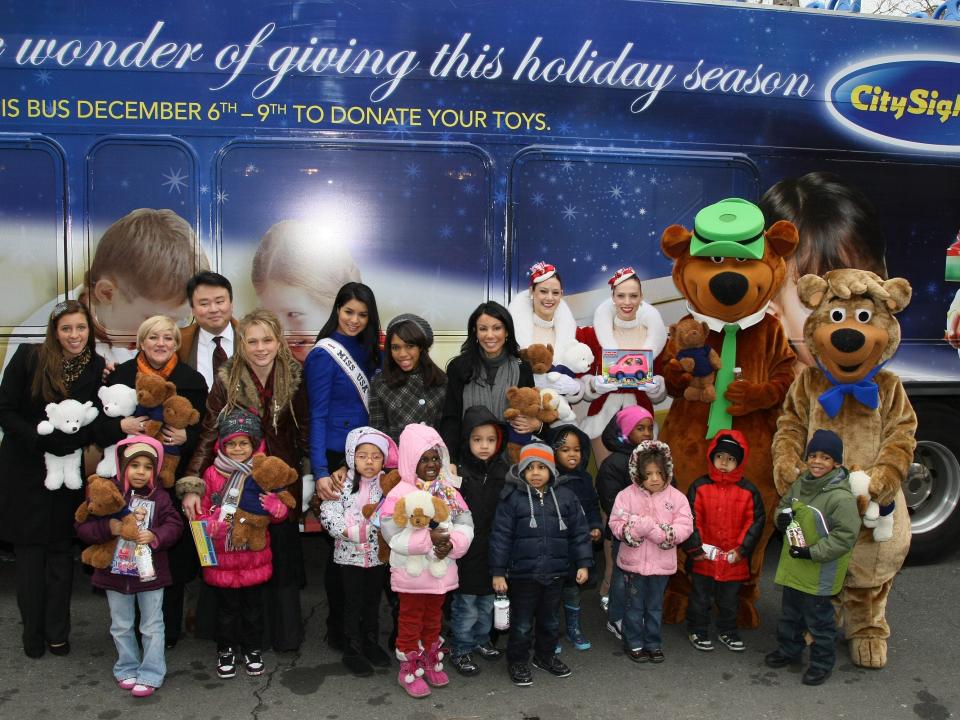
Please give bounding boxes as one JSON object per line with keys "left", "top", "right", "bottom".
{"left": 825, "top": 55, "right": 960, "bottom": 153}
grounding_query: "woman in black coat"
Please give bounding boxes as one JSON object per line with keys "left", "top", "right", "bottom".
{"left": 105, "top": 314, "right": 207, "bottom": 648}
{"left": 0, "top": 300, "right": 113, "bottom": 658}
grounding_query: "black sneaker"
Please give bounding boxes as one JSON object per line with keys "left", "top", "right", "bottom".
{"left": 764, "top": 650, "right": 798, "bottom": 669}
{"left": 451, "top": 653, "right": 480, "bottom": 676}
{"left": 217, "top": 648, "right": 237, "bottom": 679}
{"left": 532, "top": 655, "right": 572, "bottom": 678}
{"left": 474, "top": 642, "right": 502, "bottom": 660}
{"left": 627, "top": 648, "right": 649, "bottom": 663}
{"left": 605, "top": 620, "right": 622, "bottom": 641}
{"left": 647, "top": 648, "right": 665, "bottom": 663}
{"left": 244, "top": 650, "right": 265, "bottom": 676}
{"left": 717, "top": 631, "right": 746, "bottom": 652}
{"left": 509, "top": 662, "right": 533, "bottom": 686}
{"left": 361, "top": 638, "right": 392, "bottom": 668}
{"left": 688, "top": 633, "right": 714, "bottom": 652}
{"left": 342, "top": 644, "right": 374, "bottom": 677}
{"left": 802, "top": 667, "right": 831, "bottom": 686}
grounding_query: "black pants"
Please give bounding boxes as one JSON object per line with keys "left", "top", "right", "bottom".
{"left": 507, "top": 577, "right": 563, "bottom": 664}
{"left": 215, "top": 585, "right": 265, "bottom": 653}
{"left": 687, "top": 574, "right": 741, "bottom": 636}
{"left": 777, "top": 586, "right": 837, "bottom": 672}
{"left": 15, "top": 540, "right": 74, "bottom": 654}
{"left": 322, "top": 450, "right": 347, "bottom": 643}
{"left": 340, "top": 564, "right": 387, "bottom": 646}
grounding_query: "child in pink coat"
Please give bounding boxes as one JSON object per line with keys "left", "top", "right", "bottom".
{"left": 379, "top": 423, "right": 474, "bottom": 699}
{"left": 608, "top": 440, "right": 693, "bottom": 664}
{"left": 196, "top": 409, "right": 293, "bottom": 680}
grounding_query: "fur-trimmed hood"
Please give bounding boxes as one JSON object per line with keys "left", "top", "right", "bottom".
{"left": 215, "top": 354, "right": 303, "bottom": 429}
{"left": 592, "top": 298, "right": 668, "bottom": 355}
{"left": 508, "top": 289, "right": 579, "bottom": 351}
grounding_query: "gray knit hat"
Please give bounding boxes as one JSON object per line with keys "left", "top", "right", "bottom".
{"left": 517, "top": 443, "right": 558, "bottom": 480}
{"left": 218, "top": 408, "right": 263, "bottom": 448}
{"left": 386, "top": 313, "right": 434, "bottom": 347}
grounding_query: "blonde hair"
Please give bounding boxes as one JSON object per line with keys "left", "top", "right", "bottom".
{"left": 137, "top": 315, "right": 182, "bottom": 351}
{"left": 251, "top": 220, "right": 361, "bottom": 308}
{"left": 222, "top": 309, "right": 299, "bottom": 427}
{"left": 87, "top": 208, "right": 209, "bottom": 302}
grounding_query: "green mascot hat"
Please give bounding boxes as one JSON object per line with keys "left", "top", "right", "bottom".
{"left": 691, "top": 198, "right": 766, "bottom": 261}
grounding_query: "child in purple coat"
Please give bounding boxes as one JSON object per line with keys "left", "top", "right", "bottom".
{"left": 76, "top": 436, "right": 183, "bottom": 697}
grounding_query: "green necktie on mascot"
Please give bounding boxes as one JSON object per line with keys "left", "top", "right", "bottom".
{"left": 657, "top": 198, "right": 799, "bottom": 630}
{"left": 772, "top": 268, "right": 916, "bottom": 669}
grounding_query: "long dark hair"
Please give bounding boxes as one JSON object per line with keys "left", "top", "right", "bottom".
{"left": 759, "top": 171, "right": 887, "bottom": 278}
{"left": 32, "top": 299, "right": 96, "bottom": 402}
{"left": 382, "top": 320, "right": 446, "bottom": 389}
{"left": 456, "top": 301, "right": 520, "bottom": 381}
{"left": 316, "top": 282, "right": 381, "bottom": 368}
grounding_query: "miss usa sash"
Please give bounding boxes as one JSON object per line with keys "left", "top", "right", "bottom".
{"left": 314, "top": 338, "right": 370, "bottom": 410}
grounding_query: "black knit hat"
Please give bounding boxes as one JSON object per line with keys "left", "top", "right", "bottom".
{"left": 806, "top": 429, "right": 843, "bottom": 464}
{"left": 710, "top": 434, "right": 744, "bottom": 467}
{"left": 218, "top": 408, "right": 263, "bottom": 448}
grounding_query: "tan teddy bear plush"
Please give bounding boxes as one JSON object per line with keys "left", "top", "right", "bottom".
{"left": 772, "top": 268, "right": 915, "bottom": 669}
{"left": 504, "top": 386, "right": 559, "bottom": 463}
{"left": 669, "top": 317, "right": 723, "bottom": 403}
{"left": 361, "top": 469, "right": 403, "bottom": 564}
{"left": 157, "top": 394, "right": 201, "bottom": 488}
{"left": 519, "top": 343, "right": 554, "bottom": 374}
{"left": 74, "top": 474, "right": 140, "bottom": 569}
{"left": 231, "top": 454, "right": 299, "bottom": 552}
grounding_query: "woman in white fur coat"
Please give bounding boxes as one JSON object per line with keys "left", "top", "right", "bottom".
{"left": 507, "top": 262, "right": 584, "bottom": 403}
{"left": 576, "top": 267, "right": 668, "bottom": 463}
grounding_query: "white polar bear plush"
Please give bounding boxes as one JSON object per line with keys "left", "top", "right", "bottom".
{"left": 848, "top": 468, "right": 894, "bottom": 543}
{"left": 389, "top": 490, "right": 453, "bottom": 578}
{"left": 36, "top": 399, "right": 99, "bottom": 490}
{"left": 542, "top": 341, "right": 595, "bottom": 399}
{"left": 540, "top": 388, "right": 577, "bottom": 426}
{"left": 95, "top": 384, "right": 138, "bottom": 477}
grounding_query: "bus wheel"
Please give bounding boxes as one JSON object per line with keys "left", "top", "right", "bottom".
{"left": 906, "top": 401, "right": 960, "bottom": 563}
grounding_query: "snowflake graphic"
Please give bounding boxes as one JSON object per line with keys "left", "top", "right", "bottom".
{"left": 609, "top": 185, "right": 623, "bottom": 199}
{"left": 649, "top": 176, "right": 658, "bottom": 185}
{"left": 611, "top": 242, "right": 619, "bottom": 250}
{"left": 216, "top": 190, "right": 229, "bottom": 204}
{"left": 404, "top": 162, "right": 421, "bottom": 179}
{"left": 35, "top": 70, "right": 52, "bottom": 85}
{"left": 162, "top": 168, "right": 188, "bottom": 194}
{"left": 199, "top": 185, "right": 209, "bottom": 195}
{"left": 556, "top": 121, "right": 572, "bottom": 135}
{"left": 389, "top": 122, "right": 413, "bottom": 140}
{"left": 562, "top": 205, "right": 578, "bottom": 221}
{"left": 438, "top": 224, "right": 453, "bottom": 239}
{"left": 600, "top": 264, "right": 608, "bottom": 272}
{"left": 456, "top": 207, "right": 467, "bottom": 217}
{"left": 120, "top": 179, "right": 129, "bottom": 189}
{"left": 531, "top": 192, "right": 545, "bottom": 207}
{"left": 244, "top": 163, "right": 259, "bottom": 176}
{"left": 626, "top": 168, "right": 636, "bottom": 178}
{"left": 561, "top": 161, "right": 574, "bottom": 173}
{"left": 638, "top": 208, "right": 647, "bottom": 216}
{"left": 462, "top": 182, "right": 477, "bottom": 195}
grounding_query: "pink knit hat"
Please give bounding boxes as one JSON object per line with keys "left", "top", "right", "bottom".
{"left": 616, "top": 405, "right": 653, "bottom": 439}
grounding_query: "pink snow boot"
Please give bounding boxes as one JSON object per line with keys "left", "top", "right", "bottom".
{"left": 396, "top": 649, "right": 431, "bottom": 698}
{"left": 422, "top": 638, "right": 450, "bottom": 687}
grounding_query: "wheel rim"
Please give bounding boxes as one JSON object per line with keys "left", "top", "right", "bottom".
{"left": 906, "top": 440, "right": 960, "bottom": 535}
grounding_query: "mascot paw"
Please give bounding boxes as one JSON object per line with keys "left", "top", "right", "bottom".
{"left": 736, "top": 598, "right": 761, "bottom": 630}
{"left": 661, "top": 589, "right": 688, "bottom": 625}
{"left": 872, "top": 514, "right": 895, "bottom": 542}
{"left": 849, "top": 637, "right": 887, "bottom": 669}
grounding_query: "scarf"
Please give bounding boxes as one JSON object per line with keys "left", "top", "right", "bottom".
{"left": 816, "top": 361, "right": 883, "bottom": 419}
{"left": 416, "top": 476, "right": 468, "bottom": 515}
{"left": 462, "top": 351, "right": 520, "bottom": 421}
{"left": 213, "top": 450, "right": 254, "bottom": 550}
{"left": 61, "top": 346, "right": 92, "bottom": 390}
{"left": 137, "top": 352, "right": 178, "bottom": 379}
{"left": 250, "top": 365, "right": 275, "bottom": 410}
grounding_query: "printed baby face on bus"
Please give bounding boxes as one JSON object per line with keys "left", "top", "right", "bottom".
{"left": 256, "top": 282, "right": 332, "bottom": 363}
{"left": 93, "top": 277, "right": 190, "bottom": 337}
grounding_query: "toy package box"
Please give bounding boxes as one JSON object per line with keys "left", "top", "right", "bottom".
{"left": 600, "top": 348, "right": 655, "bottom": 389}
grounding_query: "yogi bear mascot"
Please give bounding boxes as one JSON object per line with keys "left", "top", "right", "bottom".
{"left": 657, "top": 198, "right": 799, "bottom": 628}
{"left": 772, "top": 268, "right": 915, "bottom": 669}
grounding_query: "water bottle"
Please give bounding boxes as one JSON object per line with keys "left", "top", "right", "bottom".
{"left": 219, "top": 487, "right": 240, "bottom": 523}
{"left": 135, "top": 546, "right": 157, "bottom": 582}
{"left": 493, "top": 594, "right": 510, "bottom": 630}
{"left": 785, "top": 517, "right": 807, "bottom": 548}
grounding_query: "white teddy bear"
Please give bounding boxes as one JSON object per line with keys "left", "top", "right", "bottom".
{"left": 540, "top": 388, "right": 577, "bottom": 426}
{"left": 95, "top": 384, "right": 138, "bottom": 477}
{"left": 538, "top": 341, "right": 594, "bottom": 399}
{"left": 389, "top": 490, "right": 452, "bottom": 578}
{"left": 37, "top": 399, "right": 99, "bottom": 490}
{"left": 848, "top": 468, "right": 894, "bottom": 543}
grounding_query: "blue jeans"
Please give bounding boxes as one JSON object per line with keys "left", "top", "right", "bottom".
{"left": 608, "top": 539, "right": 626, "bottom": 623}
{"left": 450, "top": 592, "right": 495, "bottom": 657}
{"left": 777, "top": 586, "right": 837, "bottom": 672}
{"left": 106, "top": 589, "right": 166, "bottom": 687}
{"left": 622, "top": 573, "right": 669, "bottom": 651}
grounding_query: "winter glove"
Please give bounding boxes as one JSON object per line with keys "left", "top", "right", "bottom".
{"left": 788, "top": 545, "right": 811, "bottom": 559}
{"left": 261, "top": 493, "right": 289, "bottom": 520}
{"left": 775, "top": 508, "right": 794, "bottom": 533}
{"left": 638, "top": 374, "right": 667, "bottom": 403}
{"left": 590, "top": 375, "right": 617, "bottom": 395}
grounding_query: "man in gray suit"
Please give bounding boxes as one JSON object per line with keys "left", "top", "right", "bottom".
{"left": 180, "top": 272, "right": 237, "bottom": 390}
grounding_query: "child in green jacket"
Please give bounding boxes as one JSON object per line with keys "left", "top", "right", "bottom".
{"left": 765, "top": 429, "right": 860, "bottom": 687}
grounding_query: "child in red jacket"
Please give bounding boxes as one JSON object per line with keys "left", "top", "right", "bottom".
{"left": 681, "top": 430, "right": 765, "bottom": 652}
{"left": 196, "top": 409, "right": 292, "bottom": 679}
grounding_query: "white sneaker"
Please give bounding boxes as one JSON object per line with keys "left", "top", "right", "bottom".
{"left": 606, "top": 620, "right": 622, "bottom": 641}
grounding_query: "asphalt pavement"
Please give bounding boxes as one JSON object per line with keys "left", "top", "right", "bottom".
{"left": 0, "top": 536, "right": 956, "bottom": 720}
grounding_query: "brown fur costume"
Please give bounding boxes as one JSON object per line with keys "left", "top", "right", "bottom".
{"left": 772, "top": 269, "right": 915, "bottom": 669}
{"left": 657, "top": 219, "right": 799, "bottom": 628}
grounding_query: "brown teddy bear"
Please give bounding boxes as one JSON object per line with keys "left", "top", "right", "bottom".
{"left": 74, "top": 474, "right": 140, "bottom": 568}
{"left": 231, "top": 454, "right": 299, "bottom": 552}
{"left": 669, "top": 317, "right": 722, "bottom": 403}
{"left": 519, "top": 343, "right": 554, "bottom": 374}
{"left": 360, "top": 469, "right": 402, "bottom": 564}
{"left": 132, "top": 374, "right": 201, "bottom": 488}
{"left": 656, "top": 198, "right": 799, "bottom": 628}
{"left": 772, "top": 268, "right": 915, "bottom": 668}
{"left": 157, "top": 394, "right": 201, "bottom": 488}
{"left": 504, "top": 386, "right": 559, "bottom": 463}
